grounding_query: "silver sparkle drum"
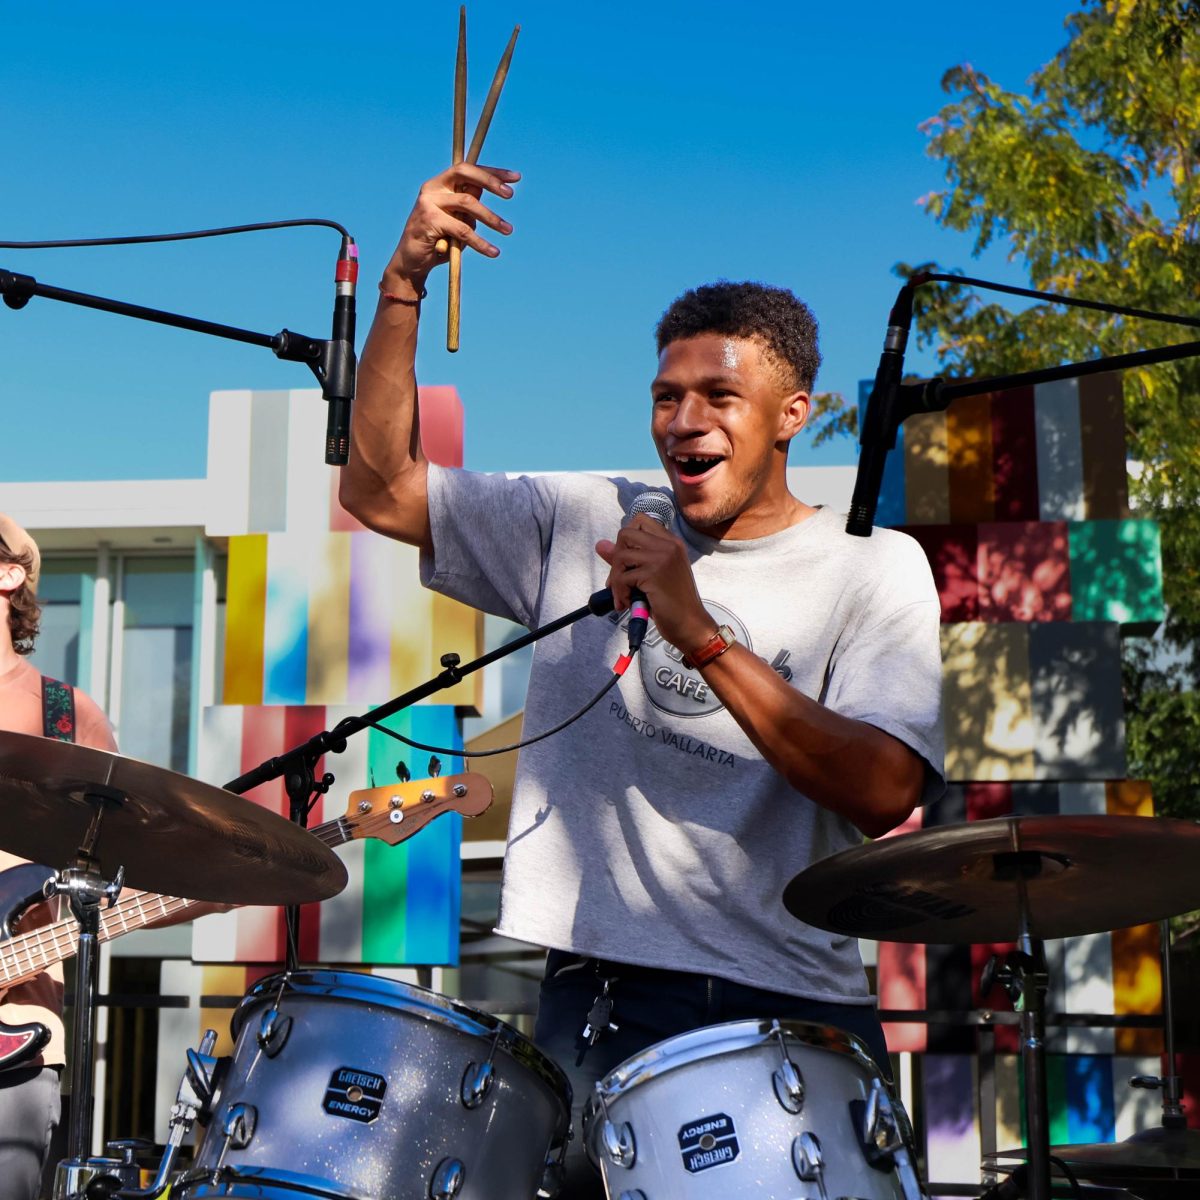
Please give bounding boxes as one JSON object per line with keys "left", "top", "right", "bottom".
{"left": 174, "top": 970, "right": 571, "bottom": 1200}
{"left": 583, "top": 1019, "right": 924, "bottom": 1200}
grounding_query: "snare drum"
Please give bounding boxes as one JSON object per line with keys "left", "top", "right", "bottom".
{"left": 173, "top": 970, "right": 571, "bottom": 1200}
{"left": 584, "top": 1019, "right": 923, "bottom": 1200}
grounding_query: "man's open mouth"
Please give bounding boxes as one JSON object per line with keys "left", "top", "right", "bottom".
{"left": 672, "top": 454, "right": 724, "bottom": 484}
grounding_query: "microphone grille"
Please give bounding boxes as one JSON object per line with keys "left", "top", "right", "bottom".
{"left": 628, "top": 490, "right": 677, "bottom": 528}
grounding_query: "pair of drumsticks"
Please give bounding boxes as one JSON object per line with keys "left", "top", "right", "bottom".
{"left": 436, "top": 8, "right": 519, "bottom": 352}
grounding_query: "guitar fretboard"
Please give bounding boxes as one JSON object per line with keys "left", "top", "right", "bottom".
{"left": 0, "top": 817, "right": 347, "bottom": 988}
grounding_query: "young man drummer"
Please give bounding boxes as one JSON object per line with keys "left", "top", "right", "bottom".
{"left": 340, "top": 163, "right": 945, "bottom": 1196}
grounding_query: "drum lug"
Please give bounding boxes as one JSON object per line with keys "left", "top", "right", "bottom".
{"left": 430, "top": 1156, "right": 466, "bottom": 1199}
{"left": 460, "top": 1059, "right": 495, "bottom": 1109}
{"left": 859, "top": 1078, "right": 902, "bottom": 1165}
{"left": 222, "top": 1102, "right": 258, "bottom": 1151}
{"left": 617, "top": 1192, "right": 647, "bottom": 1200}
{"left": 537, "top": 1153, "right": 565, "bottom": 1198}
{"left": 256, "top": 1008, "right": 292, "bottom": 1058}
{"left": 600, "top": 1119, "right": 637, "bottom": 1169}
{"left": 791, "top": 1131, "right": 829, "bottom": 1199}
{"left": 769, "top": 1020, "right": 805, "bottom": 1114}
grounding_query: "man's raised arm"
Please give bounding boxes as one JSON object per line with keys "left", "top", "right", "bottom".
{"left": 339, "top": 163, "right": 520, "bottom": 549}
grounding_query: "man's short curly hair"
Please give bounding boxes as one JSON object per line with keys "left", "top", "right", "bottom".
{"left": 0, "top": 540, "right": 40, "bottom": 655}
{"left": 655, "top": 280, "right": 821, "bottom": 392}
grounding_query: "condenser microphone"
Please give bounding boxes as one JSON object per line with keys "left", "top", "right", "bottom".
{"left": 846, "top": 279, "right": 918, "bottom": 537}
{"left": 625, "top": 490, "right": 677, "bottom": 652}
{"left": 324, "top": 235, "right": 358, "bottom": 466}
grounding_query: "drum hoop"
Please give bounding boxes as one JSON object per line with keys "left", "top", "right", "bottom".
{"left": 233, "top": 969, "right": 571, "bottom": 1113}
{"left": 593, "top": 1017, "right": 880, "bottom": 1102}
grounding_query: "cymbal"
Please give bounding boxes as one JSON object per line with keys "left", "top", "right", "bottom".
{"left": 992, "top": 1126, "right": 1200, "bottom": 1181}
{"left": 0, "top": 731, "right": 347, "bottom": 905}
{"left": 783, "top": 814, "right": 1200, "bottom": 943}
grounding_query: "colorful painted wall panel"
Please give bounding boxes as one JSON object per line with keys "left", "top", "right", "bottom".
{"left": 976, "top": 522, "right": 1071, "bottom": 623}
{"left": 207, "top": 385, "right": 465, "bottom": 538}
{"left": 1068, "top": 520, "right": 1164, "bottom": 628}
{"left": 221, "top": 531, "right": 482, "bottom": 714}
{"left": 193, "top": 703, "right": 464, "bottom": 966}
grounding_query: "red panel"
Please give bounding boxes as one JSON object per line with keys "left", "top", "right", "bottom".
{"left": 418, "top": 385, "right": 465, "bottom": 468}
{"left": 990, "top": 386, "right": 1040, "bottom": 520}
{"left": 977, "top": 521, "right": 1072, "bottom": 622}
{"left": 901, "top": 525, "right": 979, "bottom": 622}
{"left": 283, "top": 706, "right": 331, "bottom": 965}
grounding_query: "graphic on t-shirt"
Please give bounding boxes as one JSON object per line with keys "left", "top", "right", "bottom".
{"left": 638, "top": 601, "right": 750, "bottom": 717}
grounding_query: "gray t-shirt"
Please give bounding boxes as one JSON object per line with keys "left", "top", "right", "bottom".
{"left": 422, "top": 466, "right": 945, "bottom": 1003}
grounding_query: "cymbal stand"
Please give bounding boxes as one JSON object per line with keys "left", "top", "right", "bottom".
{"left": 1126, "top": 917, "right": 1187, "bottom": 1133}
{"left": 982, "top": 844, "right": 1054, "bottom": 1200}
{"left": 51, "top": 791, "right": 125, "bottom": 1198}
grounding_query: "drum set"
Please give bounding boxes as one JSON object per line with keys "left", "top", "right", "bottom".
{"left": 2, "top": 727, "right": 1199, "bottom": 1200}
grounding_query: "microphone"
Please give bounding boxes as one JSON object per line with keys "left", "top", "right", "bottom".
{"left": 845, "top": 279, "right": 918, "bottom": 537}
{"left": 324, "top": 235, "right": 358, "bottom": 466}
{"left": 625, "top": 491, "right": 677, "bottom": 652}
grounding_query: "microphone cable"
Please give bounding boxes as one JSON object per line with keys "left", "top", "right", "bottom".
{"left": 367, "top": 656, "right": 632, "bottom": 760}
{"left": 0, "top": 217, "right": 351, "bottom": 249}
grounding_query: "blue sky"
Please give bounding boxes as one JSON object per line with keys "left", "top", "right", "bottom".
{"left": 1, "top": 1, "right": 1079, "bottom": 482}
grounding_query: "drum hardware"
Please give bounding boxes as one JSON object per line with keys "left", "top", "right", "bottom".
{"left": 165, "top": 970, "right": 571, "bottom": 1200}
{"left": 213, "top": 1103, "right": 259, "bottom": 1170}
{"left": 256, "top": 1006, "right": 293, "bottom": 1058}
{"left": 770, "top": 1017, "right": 806, "bottom": 1113}
{"left": 586, "top": 1019, "right": 918, "bottom": 1199}
{"left": 538, "top": 1137, "right": 570, "bottom": 1198}
{"left": 430, "top": 1157, "right": 467, "bottom": 1199}
{"left": 595, "top": 1088, "right": 637, "bottom": 1170}
{"left": 115, "top": 1030, "right": 220, "bottom": 1200}
{"left": 791, "top": 1130, "right": 828, "bottom": 1199}
{"left": 460, "top": 1029, "right": 501, "bottom": 1108}
{"left": 859, "top": 1080, "right": 924, "bottom": 1200}
{"left": 784, "top": 814, "right": 1200, "bottom": 1200}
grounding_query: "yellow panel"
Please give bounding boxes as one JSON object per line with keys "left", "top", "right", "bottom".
{"left": 941, "top": 623, "right": 1034, "bottom": 780}
{"left": 1111, "top": 921, "right": 1163, "bottom": 1055}
{"left": 222, "top": 534, "right": 267, "bottom": 705}
{"left": 306, "top": 533, "right": 351, "bottom": 705}
{"left": 948, "top": 393, "right": 996, "bottom": 523}
{"left": 432, "top": 595, "right": 485, "bottom": 713}
{"left": 198, "top": 965, "right": 249, "bottom": 1056}
{"left": 904, "top": 411, "right": 951, "bottom": 524}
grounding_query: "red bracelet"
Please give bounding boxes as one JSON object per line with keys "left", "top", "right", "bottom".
{"left": 378, "top": 281, "right": 428, "bottom": 305}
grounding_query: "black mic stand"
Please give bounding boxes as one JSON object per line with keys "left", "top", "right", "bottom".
{"left": 0, "top": 264, "right": 354, "bottom": 465}
{"left": 224, "top": 587, "right": 617, "bottom": 973}
{"left": 845, "top": 274, "right": 1200, "bottom": 537}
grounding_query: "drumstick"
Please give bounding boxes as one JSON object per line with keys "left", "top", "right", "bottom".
{"left": 447, "top": 6, "right": 467, "bottom": 352}
{"left": 438, "top": 22, "right": 521, "bottom": 352}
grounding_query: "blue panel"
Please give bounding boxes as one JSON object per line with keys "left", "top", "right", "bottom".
{"left": 859, "top": 378, "right": 907, "bottom": 528}
{"left": 1065, "top": 1055, "right": 1115, "bottom": 1144}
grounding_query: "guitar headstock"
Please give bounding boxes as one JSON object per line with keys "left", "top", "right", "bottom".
{"left": 342, "top": 772, "right": 493, "bottom": 846}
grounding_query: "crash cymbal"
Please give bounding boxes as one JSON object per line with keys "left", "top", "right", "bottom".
{"left": 991, "top": 1126, "right": 1200, "bottom": 1181}
{"left": 0, "top": 731, "right": 347, "bottom": 905}
{"left": 783, "top": 814, "right": 1200, "bottom": 943}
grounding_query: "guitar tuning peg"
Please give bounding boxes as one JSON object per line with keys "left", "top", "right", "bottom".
{"left": 396, "top": 761, "right": 411, "bottom": 782}
{"left": 428, "top": 755, "right": 442, "bottom": 778}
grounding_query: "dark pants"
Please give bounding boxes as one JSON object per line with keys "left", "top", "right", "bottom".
{"left": 0, "top": 1066, "right": 61, "bottom": 1200}
{"left": 533, "top": 951, "right": 891, "bottom": 1199}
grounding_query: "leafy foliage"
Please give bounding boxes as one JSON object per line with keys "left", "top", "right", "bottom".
{"left": 819, "top": 1, "right": 1200, "bottom": 814}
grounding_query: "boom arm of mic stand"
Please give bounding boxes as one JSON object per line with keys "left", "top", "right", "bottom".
{"left": 0, "top": 265, "right": 337, "bottom": 417}
{"left": 224, "top": 587, "right": 617, "bottom": 797}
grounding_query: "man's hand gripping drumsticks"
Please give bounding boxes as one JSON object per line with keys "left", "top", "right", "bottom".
{"left": 339, "top": 160, "right": 519, "bottom": 548}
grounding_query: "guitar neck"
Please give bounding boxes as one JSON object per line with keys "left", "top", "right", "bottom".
{"left": 0, "top": 816, "right": 348, "bottom": 989}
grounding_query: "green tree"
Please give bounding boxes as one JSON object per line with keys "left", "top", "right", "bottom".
{"left": 820, "top": 0, "right": 1200, "bottom": 815}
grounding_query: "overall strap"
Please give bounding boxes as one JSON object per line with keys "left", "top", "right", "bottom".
{"left": 40, "top": 676, "right": 77, "bottom": 743}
